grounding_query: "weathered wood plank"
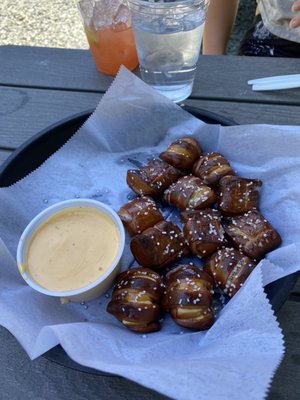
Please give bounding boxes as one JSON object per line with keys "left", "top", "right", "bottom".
{"left": 0, "top": 87, "right": 101, "bottom": 148}
{"left": 193, "top": 55, "right": 300, "bottom": 105}
{"left": 185, "top": 99, "right": 300, "bottom": 126}
{"left": 1, "top": 46, "right": 300, "bottom": 105}
{"left": 268, "top": 300, "right": 300, "bottom": 400}
{"left": 0, "top": 150, "right": 12, "bottom": 165}
{"left": 0, "top": 45, "right": 113, "bottom": 93}
{"left": 1, "top": 87, "right": 300, "bottom": 151}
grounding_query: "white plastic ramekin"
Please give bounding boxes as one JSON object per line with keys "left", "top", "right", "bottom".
{"left": 17, "top": 199, "right": 125, "bottom": 302}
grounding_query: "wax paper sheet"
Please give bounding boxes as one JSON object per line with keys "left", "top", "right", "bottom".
{"left": 0, "top": 67, "right": 300, "bottom": 400}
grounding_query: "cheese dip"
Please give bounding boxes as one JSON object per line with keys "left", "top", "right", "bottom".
{"left": 25, "top": 206, "right": 120, "bottom": 292}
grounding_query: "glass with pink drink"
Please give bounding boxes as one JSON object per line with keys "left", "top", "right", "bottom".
{"left": 78, "top": 0, "right": 138, "bottom": 75}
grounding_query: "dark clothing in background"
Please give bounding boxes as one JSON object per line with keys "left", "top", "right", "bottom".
{"left": 238, "top": 15, "right": 300, "bottom": 57}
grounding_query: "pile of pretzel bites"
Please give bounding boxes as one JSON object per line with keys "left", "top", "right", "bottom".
{"left": 107, "top": 137, "right": 282, "bottom": 333}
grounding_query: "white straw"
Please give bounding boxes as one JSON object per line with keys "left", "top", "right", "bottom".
{"left": 252, "top": 80, "right": 300, "bottom": 91}
{"left": 248, "top": 74, "right": 300, "bottom": 85}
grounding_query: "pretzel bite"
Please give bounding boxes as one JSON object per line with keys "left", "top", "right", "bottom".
{"left": 162, "top": 264, "right": 214, "bottom": 330}
{"left": 130, "top": 220, "right": 185, "bottom": 269}
{"left": 223, "top": 210, "right": 282, "bottom": 260}
{"left": 163, "top": 175, "right": 216, "bottom": 211}
{"left": 192, "top": 152, "right": 235, "bottom": 186}
{"left": 218, "top": 175, "right": 262, "bottom": 216}
{"left": 118, "top": 196, "right": 164, "bottom": 236}
{"left": 107, "top": 267, "right": 163, "bottom": 333}
{"left": 160, "top": 137, "right": 203, "bottom": 171}
{"left": 182, "top": 209, "right": 226, "bottom": 257}
{"left": 204, "top": 247, "right": 257, "bottom": 297}
{"left": 126, "top": 159, "right": 182, "bottom": 196}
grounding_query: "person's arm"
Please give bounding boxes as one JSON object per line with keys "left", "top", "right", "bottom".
{"left": 202, "top": 0, "right": 240, "bottom": 55}
{"left": 290, "top": 0, "right": 300, "bottom": 30}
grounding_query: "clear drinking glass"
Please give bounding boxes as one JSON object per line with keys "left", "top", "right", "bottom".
{"left": 128, "top": 0, "right": 210, "bottom": 102}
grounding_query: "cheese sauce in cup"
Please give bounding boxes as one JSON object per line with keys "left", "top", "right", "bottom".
{"left": 17, "top": 199, "right": 125, "bottom": 302}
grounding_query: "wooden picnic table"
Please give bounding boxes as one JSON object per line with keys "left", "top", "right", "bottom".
{"left": 0, "top": 45, "right": 299, "bottom": 400}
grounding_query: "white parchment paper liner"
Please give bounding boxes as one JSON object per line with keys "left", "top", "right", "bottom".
{"left": 0, "top": 67, "right": 299, "bottom": 399}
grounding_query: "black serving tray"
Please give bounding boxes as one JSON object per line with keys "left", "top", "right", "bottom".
{"left": 0, "top": 105, "right": 298, "bottom": 375}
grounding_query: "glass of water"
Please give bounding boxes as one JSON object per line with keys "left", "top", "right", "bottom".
{"left": 128, "top": 0, "right": 210, "bottom": 102}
